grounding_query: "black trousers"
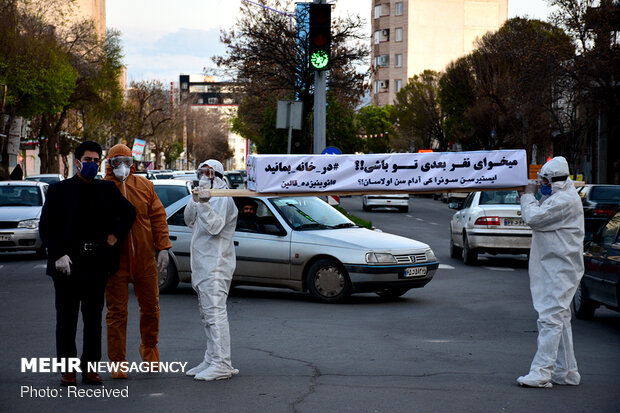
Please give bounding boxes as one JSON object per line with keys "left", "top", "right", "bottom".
{"left": 52, "top": 268, "right": 108, "bottom": 371}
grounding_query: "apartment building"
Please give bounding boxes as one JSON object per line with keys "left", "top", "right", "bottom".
{"left": 371, "top": 0, "right": 507, "bottom": 105}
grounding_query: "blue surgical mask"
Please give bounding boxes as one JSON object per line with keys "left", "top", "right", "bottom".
{"left": 540, "top": 184, "right": 552, "bottom": 196}
{"left": 79, "top": 161, "right": 99, "bottom": 180}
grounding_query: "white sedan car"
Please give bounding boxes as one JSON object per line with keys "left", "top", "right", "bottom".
{"left": 162, "top": 195, "right": 439, "bottom": 303}
{"left": 362, "top": 194, "right": 410, "bottom": 212}
{"left": 449, "top": 190, "right": 531, "bottom": 265}
{"left": 0, "top": 181, "right": 48, "bottom": 256}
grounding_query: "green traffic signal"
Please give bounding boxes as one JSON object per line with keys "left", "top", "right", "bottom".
{"left": 310, "top": 50, "right": 329, "bottom": 70}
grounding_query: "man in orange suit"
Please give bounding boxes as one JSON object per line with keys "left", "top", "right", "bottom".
{"left": 104, "top": 144, "right": 171, "bottom": 378}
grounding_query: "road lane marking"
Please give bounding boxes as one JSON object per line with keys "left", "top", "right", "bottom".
{"left": 406, "top": 214, "right": 413, "bottom": 218}
{"left": 429, "top": 222, "right": 439, "bottom": 225}
{"left": 483, "top": 266, "right": 515, "bottom": 272}
{"left": 439, "top": 264, "right": 455, "bottom": 270}
{"left": 415, "top": 218, "right": 424, "bottom": 222}
{"left": 34, "top": 264, "right": 47, "bottom": 269}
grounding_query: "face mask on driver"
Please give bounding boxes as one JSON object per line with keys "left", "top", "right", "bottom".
{"left": 113, "top": 164, "right": 130, "bottom": 181}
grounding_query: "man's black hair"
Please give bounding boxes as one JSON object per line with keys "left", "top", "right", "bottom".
{"left": 243, "top": 199, "right": 258, "bottom": 209}
{"left": 75, "top": 140, "right": 102, "bottom": 159}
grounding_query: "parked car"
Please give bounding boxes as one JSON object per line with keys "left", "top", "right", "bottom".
{"left": 578, "top": 184, "right": 620, "bottom": 239}
{"left": 0, "top": 181, "right": 48, "bottom": 256}
{"left": 449, "top": 190, "right": 532, "bottom": 265}
{"left": 152, "top": 179, "right": 194, "bottom": 208}
{"left": 24, "top": 174, "right": 65, "bottom": 185}
{"left": 573, "top": 208, "right": 620, "bottom": 318}
{"left": 161, "top": 195, "right": 439, "bottom": 302}
{"left": 223, "top": 170, "right": 246, "bottom": 189}
{"left": 443, "top": 191, "right": 468, "bottom": 207}
{"left": 362, "top": 194, "right": 409, "bottom": 212}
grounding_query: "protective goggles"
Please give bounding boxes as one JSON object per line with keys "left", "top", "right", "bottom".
{"left": 197, "top": 167, "right": 222, "bottom": 180}
{"left": 110, "top": 156, "right": 134, "bottom": 168}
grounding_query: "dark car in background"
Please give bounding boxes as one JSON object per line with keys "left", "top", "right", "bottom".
{"left": 573, "top": 208, "right": 620, "bottom": 319}
{"left": 578, "top": 184, "right": 620, "bottom": 238}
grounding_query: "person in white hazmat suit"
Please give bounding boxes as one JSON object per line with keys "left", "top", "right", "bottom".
{"left": 184, "top": 160, "right": 239, "bottom": 381}
{"left": 517, "top": 156, "right": 584, "bottom": 388}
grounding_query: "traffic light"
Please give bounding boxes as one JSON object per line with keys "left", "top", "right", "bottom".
{"left": 309, "top": 3, "right": 331, "bottom": 71}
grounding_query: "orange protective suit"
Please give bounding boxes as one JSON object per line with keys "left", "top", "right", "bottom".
{"left": 104, "top": 144, "right": 171, "bottom": 373}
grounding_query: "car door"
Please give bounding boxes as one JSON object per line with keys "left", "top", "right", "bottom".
{"left": 166, "top": 206, "right": 193, "bottom": 280}
{"left": 233, "top": 198, "right": 292, "bottom": 280}
{"left": 584, "top": 212, "right": 620, "bottom": 307}
{"left": 452, "top": 192, "right": 476, "bottom": 244}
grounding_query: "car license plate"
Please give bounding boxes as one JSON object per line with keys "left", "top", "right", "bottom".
{"left": 0, "top": 234, "right": 13, "bottom": 241}
{"left": 404, "top": 267, "right": 427, "bottom": 278}
{"left": 504, "top": 218, "right": 525, "bottom": 226}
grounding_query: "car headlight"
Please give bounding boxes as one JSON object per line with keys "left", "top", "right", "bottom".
{"left": 18, "top": 219, "right": 39, "bottom": 229}
{"left": 425, "top": 249, "right": 437, "bottom": 262}
{"left": 365, "top": 252, "right": 397, "bottom": 264}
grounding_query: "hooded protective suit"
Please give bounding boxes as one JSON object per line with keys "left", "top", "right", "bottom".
{"left": 518, "top": 156, "right": 584, "bottom": 387}
{"left": 184, "top": 159, "right": 239, "bottom": 381}
{"left": 104, "top": 144, "right": 171, "bottom": 375}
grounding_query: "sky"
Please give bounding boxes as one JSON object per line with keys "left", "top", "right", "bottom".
{"left": 106, "top": 0, "right": 555, "bottom": 83}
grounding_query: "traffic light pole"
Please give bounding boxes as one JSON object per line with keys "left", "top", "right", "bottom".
{"left": 312, "top": 0, "right": 327, "bottom": 154}
{"left": 313, "top": 71, "right": 326, "bottom": 154}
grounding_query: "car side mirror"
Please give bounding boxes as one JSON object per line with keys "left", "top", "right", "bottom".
{"left": 448, "top": 202, "right": 461, "bottom": 210}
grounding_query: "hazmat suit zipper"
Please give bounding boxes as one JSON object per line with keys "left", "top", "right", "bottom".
{"left": 122, "top": 181, "right": 136, "bottom": 258}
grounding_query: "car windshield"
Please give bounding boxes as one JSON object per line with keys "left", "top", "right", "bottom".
{"left": 25, "top": 176, "right": 60, "bottom": 184}
{"left": 0, "top": 186, "right": 42, "bottom": 206}
{"left": 271, "top": 197, "right": 355, "bottom": 230}
{"left": 154, "top": 185, "right": 190, "bottom": 208}
{"left": 227, "top": 173, "right": 243, "bottom": 184}
{"left": 479, "top": 190, "right": 519, "bottom": 205}
{"left": 590, "top": 186, "right": 620, "bottom": 202}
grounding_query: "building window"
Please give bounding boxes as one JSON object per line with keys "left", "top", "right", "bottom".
{"left": 395, "top": 79, "right": 402, "bottom": 93}
{"left": 375, "top": 54, "right": 390, "bottom": 67}
{"left": 374, "top": 5, "right": 381, "bottom": 19}
{"left": 197, "top": 97, "right": 204, "bottom": 104}
{"left": 395, "top": 2, "right": 403, "bottom": 16}
{"left": 374, "top": 80, "right": 389, "bottom": 93}
{"left": 395, "top": 54, "right": 402, "bottom": 67}
{"left": 208, "top": 97, "right": 218, "bottom": 104}
{"left": 181, "top": 82, "right": 188, "bottom": 90}
{"left": 374, "top": 30, "right": 381, "bottom": 44}
{"left": 395, "top": 28, "right": 403, "bottom": 42}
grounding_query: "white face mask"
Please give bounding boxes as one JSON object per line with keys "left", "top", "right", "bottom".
{"left": 113, "top": 164, "right": 130, "bottom": 181}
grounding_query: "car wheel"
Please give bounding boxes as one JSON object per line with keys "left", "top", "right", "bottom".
{"left": 399, "top": 206, "right": 409, "bottom": 213}
{"left": 362, "top": 203, "right": 369, "bottom": 211}
{"left": 306, "top": 258, "right": 351, "bottom": 303}
{"left": 449, "top": 236, "right": 462, "bottom": 259}
{"left": 463, "top": 234, "right": 478, "bottom": 265}
{"left": 376, "top": 287, "right": 409, "bottom": 300}
{"left": 572, "top": 281, "right": 597, "bottom": 319}
{"left": 159, "top": 257, "right": 179, "bottom": 293}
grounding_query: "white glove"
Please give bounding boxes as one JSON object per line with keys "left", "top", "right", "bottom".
{"left": 524, "top": 183, "right": 538, "bottom": 194}
{"left": 157, "top": 250, "right": 169, "bottom": 273}
{"left": 198, "top": 187, "right": 211, "bottom": 203}
{"left": 55, "top": 255, "right": 72, "bottom": 275}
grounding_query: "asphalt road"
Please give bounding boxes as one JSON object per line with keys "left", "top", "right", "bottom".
{"left": 1, "top": 196, "right": 619, "bottom": 413}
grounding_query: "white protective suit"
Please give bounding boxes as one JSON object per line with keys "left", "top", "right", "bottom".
{"left": 518, "top": 156, "right": 585, "bottom": 387}
{"left": 184, "top": 160, "right": 239, "bottom": 381}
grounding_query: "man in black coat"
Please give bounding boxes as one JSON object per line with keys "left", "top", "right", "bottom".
{"left": 39, "top": 141, "right": 136, "bottom": 386}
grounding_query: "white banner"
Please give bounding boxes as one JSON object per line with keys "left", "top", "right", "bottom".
{"left": 247, "top": 150, "right": 528, "bottom": 193}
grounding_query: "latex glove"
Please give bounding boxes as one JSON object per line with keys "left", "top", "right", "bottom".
{"left": 198, "top": 187, "right": 211, "bottom": 203}
{"left": 55, "top": 255, "right": 72, "bottom": 275}
{"left": 524, "top": 183, "right": 538, "bottom": 194}
{"left": 157, "top": 250, "right": 169, "bottom": 273}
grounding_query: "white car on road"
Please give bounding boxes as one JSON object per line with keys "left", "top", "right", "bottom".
{"left": 449, "top": 190, "right": 531, "bottom": 265}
